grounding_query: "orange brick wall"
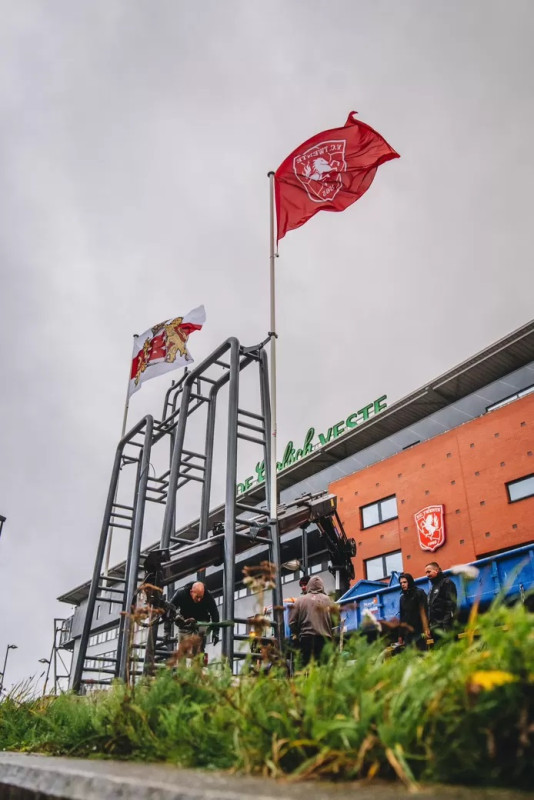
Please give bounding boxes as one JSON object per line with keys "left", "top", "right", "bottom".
{"left": 330, "top": 394, "right": 534, "bottom": 583}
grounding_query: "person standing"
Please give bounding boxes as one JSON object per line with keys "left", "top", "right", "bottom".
{"left": 398, "top": 573, "right": 430, "bottom": 649}
{"left": 168, "top": 581, "right": 220, "bottom": 652}
{"left": 425, "top": 562, "right": 457, "bottom": 636}
{"left": 288, "top": 576, "right": 336, "bottom": 665}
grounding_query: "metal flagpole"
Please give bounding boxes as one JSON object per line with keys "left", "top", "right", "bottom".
{"left": 267, "top": 173, "right": 278, "bottom": 528}
{"left": 267, "top": 171, "right": 284, "bottom": 650}
{"left": 120, "top": 335, "right": 137, "bottom": 439}
{"left": 104, "top": 336, "right": 136, "bottom": 577}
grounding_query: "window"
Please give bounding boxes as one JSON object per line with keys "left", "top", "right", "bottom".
{"left": 365, "top": 550, "right": 403, "bottom": 581}
{"left": 361, "top": 496, "right": 398, "bottom": 529}
{"left": 507, "top": 474, "right": 534, "bottom": 503}
{"left": 487, "top": 384, "right": 534, "bottom": 413}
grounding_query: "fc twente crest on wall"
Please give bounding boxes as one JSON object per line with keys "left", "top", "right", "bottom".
{"left": 414, "top": 505, "right": 446, "bottom": 552}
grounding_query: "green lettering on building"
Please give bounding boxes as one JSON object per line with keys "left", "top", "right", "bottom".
{"left": 237, "top": 394, "right": 387, "bottom": 494}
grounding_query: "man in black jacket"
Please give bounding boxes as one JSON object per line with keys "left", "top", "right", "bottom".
{"left": 425, "top": 562, "right": 457, "bottom": 636}
{"left": 168, "top": 581, "right": 220, "bottom": 652}
{"left": 398, "top": 572, "right": 430, "bottom": 649}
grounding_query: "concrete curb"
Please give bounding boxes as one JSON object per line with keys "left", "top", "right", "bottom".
{"left": 0, "top": 753, "right": 529, "bottom": 800}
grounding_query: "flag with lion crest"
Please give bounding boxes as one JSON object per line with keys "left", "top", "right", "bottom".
{"left": 128, "top": 305, "right": 206, "bottom": 397}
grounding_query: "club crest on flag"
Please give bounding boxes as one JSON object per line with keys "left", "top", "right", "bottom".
{"left": 414, "top": 505, "right": 446, "bottom": 552}
{"left": 128, "top": 305, "right": 206, "bottom": 398}
{"left": 294, "top": 140, "right": 346, "bottom": 203}
{"left": 274, "top": 111, "right": 399, "bottom": 240}
{"left": 133, "top": 317, "right": 192, "bottom": 387}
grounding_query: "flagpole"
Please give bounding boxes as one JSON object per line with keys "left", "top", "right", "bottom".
{"left": 267, "top": 172, "right": 278, "bottom": 526}
{"left": 104, "top": 335, "right": 136, "bottom": 577}
{"left": 268, "top": 171, "right": 284, "bottom": 649}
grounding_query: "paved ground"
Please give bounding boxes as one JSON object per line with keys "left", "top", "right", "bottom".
{"left": 0, "top": 753, "right": 532, "bottom": 800}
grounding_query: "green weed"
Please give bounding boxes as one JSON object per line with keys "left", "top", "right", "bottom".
{"left": 0, "top": 603, "right": 532, "bottom": 789}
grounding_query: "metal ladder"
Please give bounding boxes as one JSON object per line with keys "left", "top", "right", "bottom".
{"left": 72, "top": 337, "right": 282, "bottom": 691}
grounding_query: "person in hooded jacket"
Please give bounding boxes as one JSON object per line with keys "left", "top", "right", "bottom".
{"left": 288, "top": 576, "right": 336, "bottom": 665}
{"left": 398, "top": 572, "right": 430, "bottom": 649}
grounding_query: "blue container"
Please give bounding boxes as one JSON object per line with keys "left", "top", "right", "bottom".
{"left": 338, "top": 543, "right": 534, "bottom": 632}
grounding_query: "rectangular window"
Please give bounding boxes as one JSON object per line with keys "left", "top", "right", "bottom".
{"left": 486, "top": 384, "right": 534, "bottom": 412}
{"left": 365, "top": 550, "right": 403, "bottom": 581}
{"left": 282, "top": 572, "right": 297, "bottom": 584}
{"left": 507, "top": 474, "right": 534, "bottom": 503}
{"left": 361, "top": 495, "right": 398, "bottom": 529}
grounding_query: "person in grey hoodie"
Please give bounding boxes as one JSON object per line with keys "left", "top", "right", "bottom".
{"left": 288, "top": 576, "right": 336, "bottom": 665}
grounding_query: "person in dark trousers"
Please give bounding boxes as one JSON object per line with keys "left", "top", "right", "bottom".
{"left": 168, "top": 581, "right": 220, "bottom": 651}
{"left": 398, "top": 572, "right": 430, "bottom": 649}
{"left": 288, "top": 576, "right": 336, "bottom": 665}
{"left": 425, "top": 562, "right": 457, "bottom": 637}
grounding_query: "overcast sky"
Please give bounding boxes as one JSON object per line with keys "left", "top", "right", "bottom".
{"left": 1, "top": 1, "right": 533, "bottom": 691}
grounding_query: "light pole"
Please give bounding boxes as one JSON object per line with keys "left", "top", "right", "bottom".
{"left": 0, "top": 515, "right": 6, "bottom": 539}
{"left": 0, "top": 644, "right": 18, "bottom": 695}
{"left": 39, "top": 658, "right": 52, "bottom": 696}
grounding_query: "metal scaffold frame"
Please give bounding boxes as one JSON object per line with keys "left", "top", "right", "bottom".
{"left": 41, "top": 618, "right": 72, "bottom": 696}
{"left": 72, "top": 337, "right": 283, "bottom": 692}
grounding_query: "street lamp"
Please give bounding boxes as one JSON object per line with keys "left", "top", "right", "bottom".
{"left": 0, "top": 515, "right": 6, "bottom": 539}
{"left": 39, "top": 658, "right": 52, "bottom": 696}
{"left": 0, "top": 644, "right": 18, "bottom": 695}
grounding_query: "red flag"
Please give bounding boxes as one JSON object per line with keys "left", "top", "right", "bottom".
{"left": 274, "top": 112, "right": 399, "bottom": 241}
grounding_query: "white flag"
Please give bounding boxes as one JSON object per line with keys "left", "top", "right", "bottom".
{"left": 128, "top": 305, "right": 206, "bottom": 398}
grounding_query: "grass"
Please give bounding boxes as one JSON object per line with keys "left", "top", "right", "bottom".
{"left": 0, "top": 602, "right": 533, "bottom": 790}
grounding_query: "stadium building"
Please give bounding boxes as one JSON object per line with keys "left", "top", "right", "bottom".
{"left": 56, "top": 319, "right": 534, "bottom": 687}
